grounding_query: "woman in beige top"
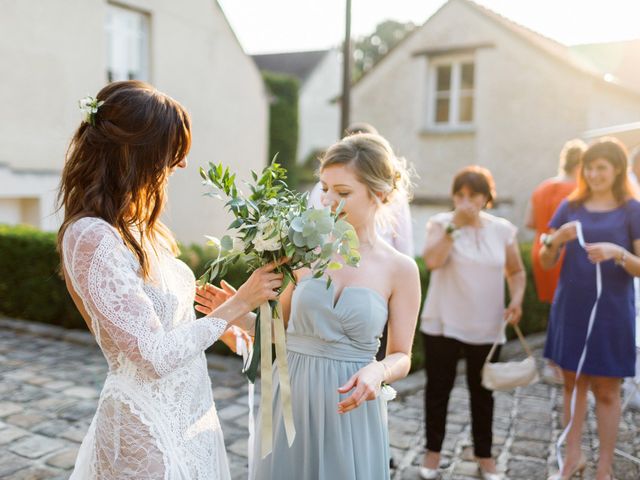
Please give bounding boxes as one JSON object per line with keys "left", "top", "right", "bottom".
{"left": 418, "top": 166, "right": 526, "bottom": 480}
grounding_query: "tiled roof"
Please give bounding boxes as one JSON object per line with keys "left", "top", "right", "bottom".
{"left": 461, "top": 0, "right": 639, "bottom": 94}
{"left": 353, "top": 0, "right": 640, "bottom": 96}
{"left": 252, "top": 50, "right": 329, "bottom": 83}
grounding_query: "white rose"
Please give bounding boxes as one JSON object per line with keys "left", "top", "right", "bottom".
{"left": 252, "top": 232, "right": 281, "bottom": 252}
{"left": 252, "top": 218, "right": 282, "bottom": 252}
{"left": 261, "top": 236, "right": 282, "bottom": 251}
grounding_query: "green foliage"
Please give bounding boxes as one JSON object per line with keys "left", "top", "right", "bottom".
{"left": 200, "top": 160, "right": 360, "bottom": 375}
{"left": 517, "top": 242, "right": 551, "bottom": 336}
{"left": 177, "top": 243, "right": 251, "bottom": 294}
{"left": 0, "top": 224, "right": 550, "bottom": 368}
{"left": 263, "top": 72, "right": 300, "bottom": 187}
{"left": 410, "top": 257, "right": 430, "bottom": 373}
{"left": 199, "top": 160, "right": 359, "bottom": 292}
{"left": 297, "top": 148, "right": 324, "bottom": 188}
{"left": 0, "top": 224, "right": 84, "bottom": 329}
{"left": 353, "top": 20, "right": 416, "bottom": 80}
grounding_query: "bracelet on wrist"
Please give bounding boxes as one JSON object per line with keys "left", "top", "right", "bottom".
{"left": 377, "top": 360, "right": 391, "bottom": 382}
{"left": 615, "top": 248, "right": 627, "bottom": 267}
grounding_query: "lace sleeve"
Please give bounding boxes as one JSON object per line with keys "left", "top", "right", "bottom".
{"left": 62, "top": 218, "right": 228, "bottom": 378}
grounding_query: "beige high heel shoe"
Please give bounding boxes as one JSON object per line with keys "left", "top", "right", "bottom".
{"left": 547, "top": 454, "right": 587, "bottom": 480}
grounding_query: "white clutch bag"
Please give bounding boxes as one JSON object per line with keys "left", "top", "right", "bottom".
{"left": 481, "top": 322, "right": 539, "bottom": 392}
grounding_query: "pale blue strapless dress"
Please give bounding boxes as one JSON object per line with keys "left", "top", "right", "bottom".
{"left": 252, "top": 276, "right": 390, "bottom": 480}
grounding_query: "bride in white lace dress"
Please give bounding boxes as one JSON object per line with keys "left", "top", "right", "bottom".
{"left": 58, "top": 81, "right": 281, "bottom": 479}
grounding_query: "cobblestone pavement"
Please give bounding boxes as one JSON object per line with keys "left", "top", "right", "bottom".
{"left": 1, "top": 318, "right": 638, "bottom": 480}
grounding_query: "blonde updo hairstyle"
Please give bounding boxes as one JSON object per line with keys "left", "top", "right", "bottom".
{"left": 319, "top": 134, "right": 414, "bottom": 241}
{"left": 319, "top": 133, "right": 412, "bottom": 206}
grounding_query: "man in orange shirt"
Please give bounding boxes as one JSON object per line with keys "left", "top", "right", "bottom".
{"left": 526, "top": 139, "right": 586, "bottom": 303}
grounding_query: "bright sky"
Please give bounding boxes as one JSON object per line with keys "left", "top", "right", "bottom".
{"left": 217, "top": 0, "right": 640, "bottom": 54}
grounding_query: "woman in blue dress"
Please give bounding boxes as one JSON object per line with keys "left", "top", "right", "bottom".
{"left": 250, "top": 133, "right": 421, "bottom": 480}
{"left": 540, "top": 137, "right": 640, "bottom": 480}
{"left": 196, "top": 133, "right": 421, "bottom": 479}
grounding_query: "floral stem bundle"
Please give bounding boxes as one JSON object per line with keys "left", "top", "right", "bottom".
{"left": 199, "top": 158, "right": 359, "bottom": 456}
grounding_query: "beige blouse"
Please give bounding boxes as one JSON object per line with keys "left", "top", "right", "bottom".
{"left": 420, "top": 211, "right": 517, "bottom": 345}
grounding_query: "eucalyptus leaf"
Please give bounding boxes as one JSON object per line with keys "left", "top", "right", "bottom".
{"left": 220, "top": 235, "right": 233, "bottom": 251}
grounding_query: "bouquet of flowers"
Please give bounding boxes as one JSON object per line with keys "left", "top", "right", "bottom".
{"left": 199, "top": 159, "right": 360, "bottom": 456}
{"left": 199, "top": 160, "right": 360, "bottom": 298}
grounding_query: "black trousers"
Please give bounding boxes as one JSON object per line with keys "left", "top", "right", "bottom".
{"left": 422, "top": 333, "right": 501, "bottom": 458}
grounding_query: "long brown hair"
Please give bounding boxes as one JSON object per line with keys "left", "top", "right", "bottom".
{"left": 567, "top": 137, "right": 635, "bottom": 206}
{"left": 57, "top": 80, "right": 191, "bottom": 279}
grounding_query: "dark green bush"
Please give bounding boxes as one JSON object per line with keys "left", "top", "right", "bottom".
{"left": 517, "top": 242, "right": 551, "bottom": 336}
{"left": 298, "top": 148, "right": 324, "bottom": 187}
{"left": 410, "top": 257, "right": 430, "bottom": 372}
{"left": 263, "top": 71, "right": 300, "bottom": 187}
{"left": 0, "top": 224, "right": 84, "bottom": 329}
{"left": 178, "top": 243, "right": 252, "bottom": 293}
{"left": 0, "top": 225, "right": 549, "bottom": 367}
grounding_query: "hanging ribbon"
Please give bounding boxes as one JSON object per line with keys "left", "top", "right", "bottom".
{"left": 272, "top": 303, "right": 296, "bottom": 449}
{"left": 258, "top": 302, "right": 296, "bottom": 458}
{"left": 235, "top": 331, "right": 255, "bottom": 479}
{"left": 556, "top": 221, "right": 601, "bottom": 472}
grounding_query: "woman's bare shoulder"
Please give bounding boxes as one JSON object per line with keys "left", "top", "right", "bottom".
{"left": 378, "top": 241, "right": 419, "bottom": 281}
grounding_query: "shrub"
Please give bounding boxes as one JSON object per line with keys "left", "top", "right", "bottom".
{"left": 517, "top": 242, "right": 551, "bottom": 336}
{"left": 0, "top": 224, "right": 84, "bottom": 329}
{"left": 263, "top": 71, "right": 300, "bottom": 188}
{"left": 0, "top": 225, "right": 550, "bottom": 367}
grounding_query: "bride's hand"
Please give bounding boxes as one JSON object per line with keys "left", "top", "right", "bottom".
{"left": 233, "top": 261, "right": 285, "bottom": 312}
{"left": 195, "top": 280, "right": 236, "bottom": 316}
{"left": 219, "top": 325, "right": 252, "bottom": 353}
{"left": 336, "top": 362, "right": 386, "bottom": 414}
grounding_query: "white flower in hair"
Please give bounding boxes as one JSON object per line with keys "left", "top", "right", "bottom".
{"left": 78, "top": 95, "right": 104, "bottom": 125}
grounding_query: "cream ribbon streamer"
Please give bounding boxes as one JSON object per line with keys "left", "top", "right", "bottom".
{"left": 556, "top": 221, "right": 601, "bottom": 472}
{"left": 259, "top": 302, "right": 296, "bottom": 458}
{"left": 235, "top": 330, "right": 255, "bottom": 479}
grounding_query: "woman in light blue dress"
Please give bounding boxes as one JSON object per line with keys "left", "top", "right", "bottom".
{"left": 254, "top": 133, "right": 422, "bottom": 479}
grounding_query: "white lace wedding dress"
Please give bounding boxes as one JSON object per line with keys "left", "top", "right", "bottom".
{"left": 63, "top": 217, "right": 231, "bottom": 479}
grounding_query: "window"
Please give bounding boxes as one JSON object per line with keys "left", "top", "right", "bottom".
{"left": 105, "top": 4, "right": 150, "bottom": 82}
{"left": 427, "top": 58, "right": 474, "bottom": 128}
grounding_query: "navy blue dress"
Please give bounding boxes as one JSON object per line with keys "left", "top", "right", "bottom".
{"left": 543, "top": 199, "right": 640, "bottom": 378}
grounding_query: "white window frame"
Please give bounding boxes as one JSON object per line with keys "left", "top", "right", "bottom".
{"left": 105, "top": 3, "right": 150, "bottom": 83}
{"left": 426, "top": 54, "right": 475, "bottom": 131}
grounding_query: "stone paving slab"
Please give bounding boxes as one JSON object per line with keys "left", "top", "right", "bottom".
{"left": 1, "top": 319, "right": 639, "bottom": 479}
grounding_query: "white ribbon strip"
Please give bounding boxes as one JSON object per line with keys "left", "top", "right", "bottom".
{"left": 272, "top": 303, "right": 296, "bottom": 447}
{"left": 257, "top": 303, "right": 296, "bottom": 459}
{"left": 259, "top": 303, "right": 274, "bottom": 458}
{"left": 556, "top": 221, "right": 601, "bottom": 472}
{"left": 235, "top": 331, "right": 255, "bottom": 479}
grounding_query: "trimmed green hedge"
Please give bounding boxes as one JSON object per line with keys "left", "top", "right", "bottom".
{"left": 0, "top": 225, "right": 84, "bottom": 329}
{"left": 263, "top": 72, "right": 300, "bottom": 188}
{"left": 0, "top": 225, "right": 549, "bottom": 368}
